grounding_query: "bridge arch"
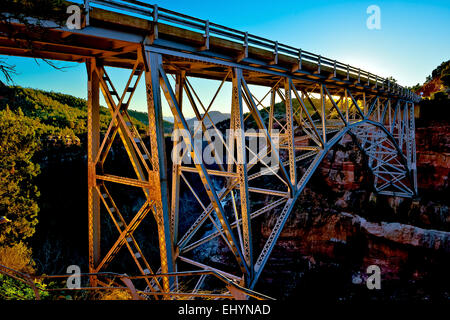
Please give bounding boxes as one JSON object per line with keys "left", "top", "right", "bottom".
{"left": 244, "top": 118, "right": 417, "bottom": 288}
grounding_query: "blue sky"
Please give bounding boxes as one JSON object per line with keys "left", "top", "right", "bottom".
{"left": 1, "top": 0, "right": 449, "bottom": 117}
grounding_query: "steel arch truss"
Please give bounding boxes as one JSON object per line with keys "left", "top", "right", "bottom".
{"left": 87, "top": 49, "right": 418, "bottom": 298}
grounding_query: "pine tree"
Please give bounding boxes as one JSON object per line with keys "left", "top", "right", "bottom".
{"left": 0, "top": 107, "right": 41, "bottom": 245}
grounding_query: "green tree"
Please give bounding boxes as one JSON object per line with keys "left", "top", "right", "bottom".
{"left": 0, "top": 274, "right": 49, "bottom": 300}
{"left": 441, "top": 64, "right": 450, "bottom": 88}
{"left": 0, "top": 0, "right": 67, "bottom": 85}
{"left": 407, "top": 83, "right": 422, "bottom": 92}
{"left": 442, "top": 74, "right": 450, "bottom": 88}
{"left": 388, "top": 76, "right": 397, "bottom": 83}
{"left": 0, "top": 241, "right": 35, "bottom": 273}
{"left": 0, "top": 242, "right": 48, "bottom": 300}
{"left": 0, "top": 107, "right": 41, "bottom": 245}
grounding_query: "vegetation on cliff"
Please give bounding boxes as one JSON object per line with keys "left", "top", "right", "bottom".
{"left": 0, "top": 85, "right": 169, "bottom": 299}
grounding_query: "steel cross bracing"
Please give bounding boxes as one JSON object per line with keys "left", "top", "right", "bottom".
{"left": 85, "top": 50, "right": 417, "bottom": 298}
{"left": 0, "top": 0, "right": 419, "bottom": 300}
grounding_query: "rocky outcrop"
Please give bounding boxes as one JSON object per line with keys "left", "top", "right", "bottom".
{"left": 358, "top": 215, "right": 450, "bottom": 252}
{"left": 261, "top": 196, "right": 450, "bottom": 270}
{"left": 417, "top": 77, "right": 443, "bottom": 98}
{"left": 257, "top": 194, "right": 450, "bottom": 300}
{"left": 257, "top": 119, "right": 450, "bottom": 300}
{"left": 319, "top": 140, "right": 367, "bottom": 192}
{"left": 415, "top": 120, "right": 450, "bottom": 193}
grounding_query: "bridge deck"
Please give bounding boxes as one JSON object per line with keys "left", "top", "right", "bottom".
{"left": 0, "top": 0, "right": 419, "bottom": 101}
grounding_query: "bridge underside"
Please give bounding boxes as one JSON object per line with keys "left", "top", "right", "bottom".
{"left": 0, "top": 2, "right": 419, "bottom": 300}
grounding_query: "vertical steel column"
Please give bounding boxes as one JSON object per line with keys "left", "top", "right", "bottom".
{"left": 388, "top": 99, "right": 392, "bottom": 130}
{"left": 407, "top": 102, "right": 417, "bottom": 194}
{"left": 228, "top": 81, "right": 246, "bottom": 263}
{"left": 363, "top": 92, "right": 366, "bottom": 117}
{"left": 228, "top": 83, "right": 244, "bottom": 256}
{"left": 391, "top": 100, "right": 399, "bottom": 134}
{"left": 145, "top": 52, "right": 175, "bottom": 293}
{"left": 268, "top": 87, "right": 275, "bottom": 133}
{"left": 285, "top": 78, "right": 297, "bottom": 189}
{"left": 171, "top": 71, "right": 185, "bottom": 245}
{"left": 345, "top": 89, "right": 349, "bottom": 123}
{"left": 381, "top": 98, "right": 388, "bottom": 125}
{"left": 232, "top": 68, "right": 253, "bottom": 283}
{"left": 171, "top": 71, "right": 184, "bottom": 291}
{"left": 320, "top": 84, "right": 327, "bottom": 143}
{"left": 405, "top": 102, "right": 412, "bottom": 169}
{"left": 86, "top": 58, "right": 100, "bottom": 280}
{"left": 400, "top": 102, "right": 407, "bottom": 149}
{"left": 409, "top": 103, "right": 418, "bottom": 194}
{"left": 376, "top": 98, "right": 381, "bottom": 122}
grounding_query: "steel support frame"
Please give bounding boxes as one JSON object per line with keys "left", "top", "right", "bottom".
{"left": 86, "top": 52, "right": 175, "bottom": 295}
{"left": 87, "top": 45, "right": 418, "bottom": 298}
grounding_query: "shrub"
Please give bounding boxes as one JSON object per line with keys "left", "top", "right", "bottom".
{"left": 0, "top": 242, "right": 35, "bottom": 274}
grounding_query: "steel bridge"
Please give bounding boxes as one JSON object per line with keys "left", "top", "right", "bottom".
{"left": 0, "top": 0, "right": 420, "bottom": 300}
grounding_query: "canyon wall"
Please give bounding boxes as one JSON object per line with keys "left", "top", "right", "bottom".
{"left": 415, "top": 120, "right": 450, "bottom": 193}
{"left": 255, "top": 119, "right": 450, "bottom": 301}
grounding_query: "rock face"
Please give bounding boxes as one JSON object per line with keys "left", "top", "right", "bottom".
{"left": 317, "top": 134, "right": 372, "bottom": 211}
{"left": 417, "top": 76, "right": 443, "bottom": 98}
{"left": 319, "top": 134, "right": 368, "bottom": 192}
{"left": 256, "top": 191, "right": 450, "bottom": 300}
{"left": 256, "top": 119, "right": 450, "bottom": 301}
{"left": 415, "top": 120, "right": 450, "bottom": 193}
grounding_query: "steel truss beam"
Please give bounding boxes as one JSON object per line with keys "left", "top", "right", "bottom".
{"left": 86, "top": 44, "right": 418, "bottom": 299}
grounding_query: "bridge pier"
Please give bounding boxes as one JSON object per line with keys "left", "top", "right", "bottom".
{"left": 145, "top": 52, "right": 175, "bottom": 293}
{"left": 86, "top": 58, "right": 101, "bottom": 284}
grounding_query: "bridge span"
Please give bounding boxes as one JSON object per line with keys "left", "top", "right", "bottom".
{"left": 0, "top": 0, "right": 420, "bottom": 299}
